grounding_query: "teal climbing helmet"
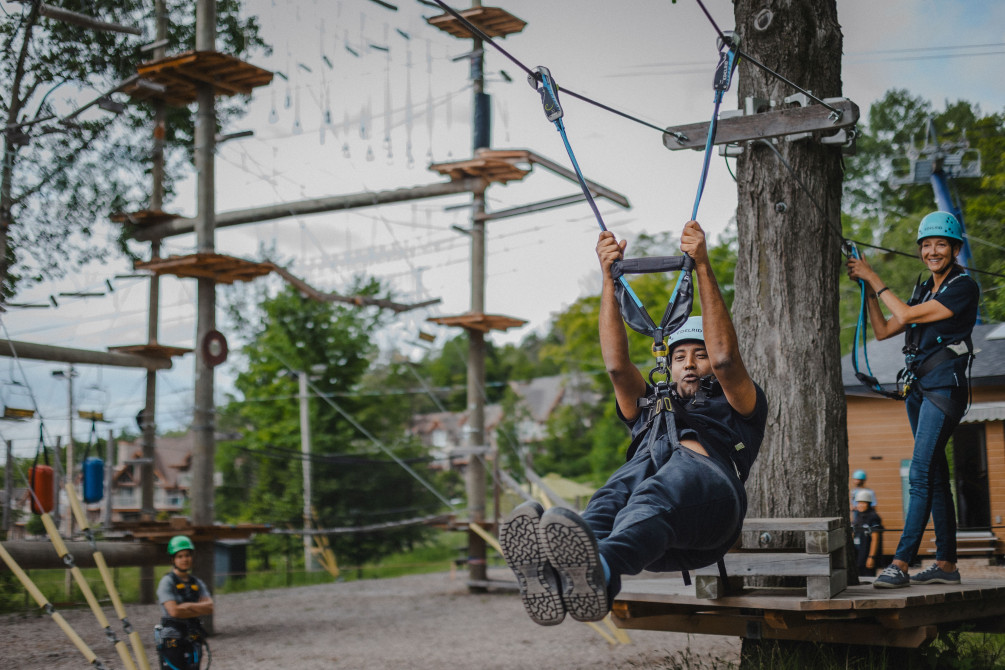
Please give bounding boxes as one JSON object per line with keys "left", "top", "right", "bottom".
{"left": 167, "top": 535, "right": 195, "bottom": 555}
{"left": 917, "top": 211, "right": 964, "bottom": 245}
{"left": 852, "top": 469, "right": 867, "bottom": 481}
{"left": 666, "top": 316, "right": 704, "bottom": 352}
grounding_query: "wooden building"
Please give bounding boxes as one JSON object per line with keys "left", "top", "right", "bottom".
{"left": 842, "top": 322, "right": 1005, "bottom": 561}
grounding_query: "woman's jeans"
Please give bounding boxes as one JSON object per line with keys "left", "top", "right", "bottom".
{"left": 893, "top": 386, "right": 961, "bottom": 564}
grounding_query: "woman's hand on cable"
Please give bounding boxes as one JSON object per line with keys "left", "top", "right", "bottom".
{"left": 596, "top": 231, "right": 627, "bottom": 277}
{"left": 846, "top": 256, "right": 880, "bottom": 287}
{"left": 679, "top": 220, "right": 710, "bottom": 266}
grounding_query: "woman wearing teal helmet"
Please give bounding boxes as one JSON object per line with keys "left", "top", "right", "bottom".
{"left": 157, "top": 535, "right": 213, "bottom": 669}
{"left": 846, "top": 211, "right": 979, "bottom": 589}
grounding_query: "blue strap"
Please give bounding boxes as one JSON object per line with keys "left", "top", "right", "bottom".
{"left": 691, "top": 42, "right": 739, "bottom": 222}
{"left": 532, "top": 67, "right": 647, "bottom": 310}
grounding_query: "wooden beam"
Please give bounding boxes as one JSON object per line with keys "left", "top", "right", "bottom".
{"left": 662, "top": 99, "right": 859, "bottom": 151}
{"left": 0, "top": 339, "right": 172, "bottom": 370}
{"left": 131, "top": 177, "right": 486, "bottom": 241}
{"left": 1, "top": 541, "right": 168, "bottom": 570}
{"left": 37, "top": 3, "right": 142, "bottom": 35}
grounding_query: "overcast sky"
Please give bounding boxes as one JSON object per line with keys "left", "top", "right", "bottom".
{"left": 2, "top": 0, "right": 1003, "bottom": 455}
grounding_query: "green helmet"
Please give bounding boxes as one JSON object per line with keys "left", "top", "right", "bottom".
{"left": 917, "top": 211, "right": 963, "bottom": 245}
{"left": 167, "top": 535, "right": 195, "bottom": 555}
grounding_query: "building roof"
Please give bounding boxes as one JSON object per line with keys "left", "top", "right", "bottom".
{"left": 842, "top": 323, "right": 1005, "bottom": 396}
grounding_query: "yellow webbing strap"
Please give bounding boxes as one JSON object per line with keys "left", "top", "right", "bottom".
{"left": 0, "top": 542, "right": 101, "bottom": 666}
{"left": 67, "top": 483, "right": 150, "bottom": 670}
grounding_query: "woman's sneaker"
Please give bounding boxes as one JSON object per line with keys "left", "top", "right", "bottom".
{"left": 873, "top": 564, "right": 910, "bottom": 589}
{"left": 499, "top": 501, "right": 565, "bottom": 626}
{"left": 910, "top": 563, "right": 961, "bottom": 585}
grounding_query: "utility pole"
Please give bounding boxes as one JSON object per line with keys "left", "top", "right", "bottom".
{"left": 298, "top": 372, "right": 315, "bottom": 572}
{"left": 3, "top": 440, "right": 12, "bottom": 533}
{"left": 52, "top": 365, "right": 76, "bottom": 535}
{"left": 191, "top": 0, "right": 217, "bottom": 630}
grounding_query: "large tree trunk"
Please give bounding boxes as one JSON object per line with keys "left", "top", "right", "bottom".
{"left": 732, "top": 2, "right": 847, "bottom": 533}
{"left": 731, "top": 3, "right": 850, "bottom": 662}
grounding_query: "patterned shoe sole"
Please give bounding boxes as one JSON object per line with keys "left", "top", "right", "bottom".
{"left": 500, "top": 502, "right": 564, "bottom": 626}
{"left": 539, "top": 507, "right": 608, "bottom": 622}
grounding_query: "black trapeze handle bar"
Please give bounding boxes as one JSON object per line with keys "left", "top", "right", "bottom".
{"left": 611, "top": 255, "right": 694, "bottom": 279}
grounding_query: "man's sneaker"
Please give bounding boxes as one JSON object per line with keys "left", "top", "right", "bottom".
{"left": 910, "top": 563, "right": 961, "bottom": 585}
{"left": 873, "top": 564, "right": 910, "bottom": 589}
{"left": 499, "top": 501, "right": 565, "bottom": 626}
{"left": 538, "top": 507, "right": 609, "bottom": 622}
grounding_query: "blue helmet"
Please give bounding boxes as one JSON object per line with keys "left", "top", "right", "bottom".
{"left": 917, "top": 211, "right": 964, "bottom": 245}
{"left": 852, "top": 469, "right": 867, "bottom": 481}
{"left": 666, "top": 316, "right": 704, "bottom": 352}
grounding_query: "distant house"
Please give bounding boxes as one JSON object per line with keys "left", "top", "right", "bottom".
{"left": 408, "top": 373, "right": 603, "bottom": 469}
{"left": 842, "top": 322, "right": 1005, "bottom": 559}
{"left": 111, "top": 433, "right": 198, "bottom": 522}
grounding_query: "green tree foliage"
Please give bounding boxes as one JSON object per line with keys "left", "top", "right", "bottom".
{"left": 841, "top": 89, "right": 1005, "bottom": 347}
{"left": 216, "top": 284, "right": 448, "bottom": 568}
{"left": 1, "top": 0, "right": 268, "bottom": 299}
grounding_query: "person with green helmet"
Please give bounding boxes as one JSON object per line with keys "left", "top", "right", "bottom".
{"left": 499, "top": 221, "right": 767, "bottom": 626}
{"left": 847, "top": 211, "right": 979, "bottom": 589}
{"left": 155, "top": 535, "right": 213, "bottom": 669}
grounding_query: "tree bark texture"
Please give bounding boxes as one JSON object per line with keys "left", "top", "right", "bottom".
{"left": 731, "top": 0, "right": 848, "bottom": 522}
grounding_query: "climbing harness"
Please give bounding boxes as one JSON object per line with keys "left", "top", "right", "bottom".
{"left": 156, "top": 572, "right": 211, "bottom": 670}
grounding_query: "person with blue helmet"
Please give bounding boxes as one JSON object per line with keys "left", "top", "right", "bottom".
{"left": 847, "top": 211, "right": 979, "bottom": 589}
{"left": 500, "top": 221, "right": 767, "bottom": 625}
{"left": 850, "top": 469, "right": 877, "bottom": 511}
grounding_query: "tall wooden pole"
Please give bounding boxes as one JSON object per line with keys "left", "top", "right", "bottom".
{"left": 192, "top": 0, "right": 217, "bottom": 631}
{"left": 465, "top": 0, "right": 489, "bottom": 588}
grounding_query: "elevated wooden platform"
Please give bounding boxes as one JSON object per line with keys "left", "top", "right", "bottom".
{"left": 135, "top": 253, "right": 273, "bottom": 284}
{"left": 114, "top": 518, "right": 269, "bottom": 544}
{"left": 430, "top": 150, "right": 531, "bottom": 185}
{"left": 126, "top": 50, "right": 273, "bottom": 106}
{"left": 428, "top": 312, "right": 526, "bottom": 333}
{"left": 426, "top": 6, "right": 526, "bottom": 40}
{"left": 108, "top": 343, "right": 193, "bottom": 359}
{"left": 613, "top": 578, "right": 1005, "bottom": 648}
{"left": 110, "top": 209, "right": 188, "bottom": 227}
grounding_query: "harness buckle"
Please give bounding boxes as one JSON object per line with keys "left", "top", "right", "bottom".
{"left": 528, "top": 66, "right": 563, "bottom": 122}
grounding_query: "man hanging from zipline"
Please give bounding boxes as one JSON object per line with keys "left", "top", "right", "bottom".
{"left": 500, "top": 221, "right": 768, "bottom": 625}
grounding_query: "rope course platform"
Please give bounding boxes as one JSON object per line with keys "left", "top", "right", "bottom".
{"left": 426, "top": 6, "right": 526, "bottom": 40}
{"left": 114, "top": 519, "right": 269, "bottom": 544}
{"left": 429, "top": 150, "right": 531, "bottom": 185}
{"left": 124, "top": 50, "right": 273, "bottom": 106}
{"left": 428, "top": 312, "right": 526, "bottom": 333}
{"left": 107, "top": 343, "right": 193, "bottom": 359}
{"left": 612, "top": 577, "right": 1005, "bottom": 649}
{"left": 134, "top": 253, "right": 273, "bottom": 284}
{"left": 109, "top": 209, "right": 191, "bottom": 228}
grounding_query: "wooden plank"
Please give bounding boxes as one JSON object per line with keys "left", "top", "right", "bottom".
{"left": 611, "top": 611, "right": 938, "bottom": 648}
{"left": 742, "top": 517, "right": 843, "bottom": 532}
{"left": 662, "top": 99, "right": 858, "bottom": 151}
{"left": 807, "top": 569, "right": 847, "bottom": 600}
{"left": 695, "top": 552, "right": 833, "bottom": 577}
{"left": 805, "top": 527, "right": 846, "bottom": 554}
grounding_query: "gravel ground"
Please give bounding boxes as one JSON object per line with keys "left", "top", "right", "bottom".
{"left": 4, "top": 560, "right": 1004, "bottom": 670}
{"left": 2, "top": 568, "right": 738, "bottom": 670}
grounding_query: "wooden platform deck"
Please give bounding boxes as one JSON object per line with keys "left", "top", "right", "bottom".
{"left": 613, "top": 577, "right": 1005, "bottom": 648}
